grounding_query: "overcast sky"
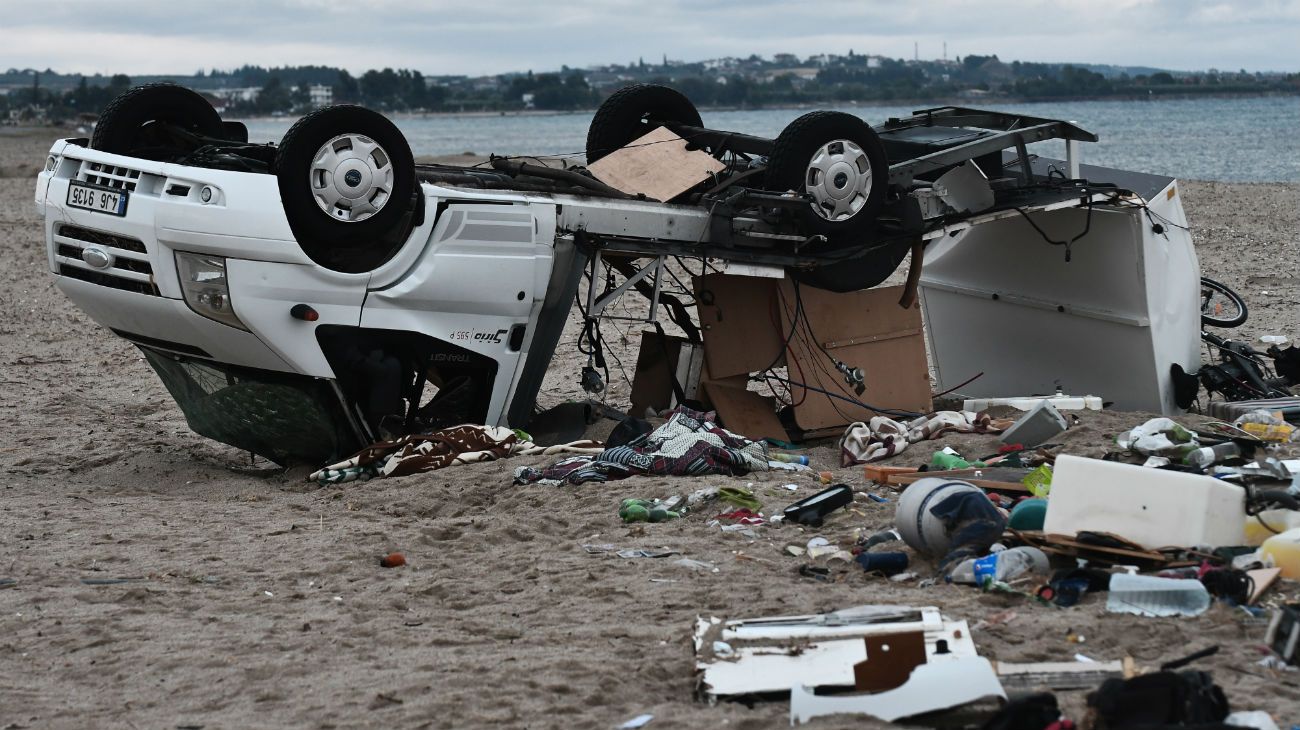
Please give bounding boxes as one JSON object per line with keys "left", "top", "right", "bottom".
{"left": 3, "top": 0, "right": 1299, "bottom": 77}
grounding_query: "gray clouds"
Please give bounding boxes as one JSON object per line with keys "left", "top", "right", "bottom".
{"left": 1, "top": 0, "right": 1297, "bottom": 75}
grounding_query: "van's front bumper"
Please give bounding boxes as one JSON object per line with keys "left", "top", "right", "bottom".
{"left": 38, "top": 141, "right": 372, "bottom": 378}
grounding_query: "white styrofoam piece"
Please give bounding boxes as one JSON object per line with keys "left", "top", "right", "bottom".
{"left": 963, "top": 394, "right": 1103, "bottom": 411}
{"left": 704, "top": 639, "right": 867, "bottom": 697}
{"left": 1043, "top": 454, "right": 1247, "bottom": 549}
{"left": 789, "top": 657, "right": 1006, "bottom": 724}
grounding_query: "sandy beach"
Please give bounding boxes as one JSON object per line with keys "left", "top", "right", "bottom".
{"left": 1, "top": 127, "right": 1298, "bottom": 728}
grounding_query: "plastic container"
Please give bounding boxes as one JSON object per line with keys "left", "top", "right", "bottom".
{"left": 1260, "top": 527, "right": 1300, "bottom": 580}
{"left": 1244, "top": 511, "right": 1300, "bottom": 546}
{"left": 999, "top": 400, "right": 1069, "bottom": 448}
{"left": 1042, "top": 455, "right": 1247, "bottom": 549}
{"left": 895, "top": 478, "right": 985, "bottom": 555}
{"left": 1008, "top": 498, "right": 1049, "bottom": 531}
{"left": 1106, "top": 573, "right": 1211, "bottom": 617}
{"left": 855, "top": 552, "right": 909, "bottom": 576}
{"left": 949, "top": 546, "right": 1049, "bottom": 585}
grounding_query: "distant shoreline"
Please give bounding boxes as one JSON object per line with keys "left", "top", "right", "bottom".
{"left": 223, "top": 89, "right": 1300, "bottom": 122}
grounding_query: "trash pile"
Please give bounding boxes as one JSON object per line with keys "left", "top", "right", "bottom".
{"left": 306, "top": 355, "right": 1300, "bottom": 726}
{"left": 690, "top": 401, "right": 1297, "bottom": 726}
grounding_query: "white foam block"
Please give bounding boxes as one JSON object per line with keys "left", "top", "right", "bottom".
{"left": 1043, "top": 454, "right": 1246, "bottom": 549}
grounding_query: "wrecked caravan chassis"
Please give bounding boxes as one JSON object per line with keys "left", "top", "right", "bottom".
{"left": 35, "top": 83, "right": 1201, "bottom": 465}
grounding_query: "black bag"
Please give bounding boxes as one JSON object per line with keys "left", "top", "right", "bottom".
{"left": 1086, "top": 670, "right": 1229, "bottom": 728}
{"left": 980, "top": 692, "right": 1063, "bottom": 730}
{"left": 606, "top": 416, "right": 653, "bottom": 448}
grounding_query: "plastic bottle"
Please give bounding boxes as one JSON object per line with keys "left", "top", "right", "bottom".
{"left": 1106, "top": 573, "right": 1211, "bottom": 617}
{"left": 948, "top": 546, "right": 1049, "bottom": 585}
{"left": 931, "top": 451, "right": 985, "bottom": 470}
{"left": 1260, "top": 526, "right": 1300, "bottom": 579}
{"left": 771, "top": 453, "right": 810, "bottom": 465}
{"left": 858, "top": 528, "right": 901, "bottom": 550}
{"left": 1183, "top": 442, "right": 1242, "bottom": 468}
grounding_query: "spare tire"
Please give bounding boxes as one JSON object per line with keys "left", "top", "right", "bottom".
{"left": 765, "top": 111, "right": 889, "bottom": 242}
{"left": 274, "top": 105, "right": 417, "bottom": 273}
{"left": 586, "top": 84, "right": 702, "bottom": 164}
{"left": 92, "top": 83, "right": 225, "bottom": 157}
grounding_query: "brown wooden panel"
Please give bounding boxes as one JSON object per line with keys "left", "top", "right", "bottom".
{"left": 694, "top": 274, "right": 783, "bottom": 380}
{"left": 781, "top": 282, "right": 931, "bottom": 430}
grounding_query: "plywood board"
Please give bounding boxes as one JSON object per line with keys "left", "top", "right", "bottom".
{"left": 780, "top": 282, "right": 931, "bottom": 431}
{"left": 587, "top": 126, "right": 726, "bottom": 202}
{"left": 694, "top": 274, "right": 783, "bottom": 380}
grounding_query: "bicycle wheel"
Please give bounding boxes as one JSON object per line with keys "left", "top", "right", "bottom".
{"left": 1200, "top": 276, "right": 1248, "bottom": 328}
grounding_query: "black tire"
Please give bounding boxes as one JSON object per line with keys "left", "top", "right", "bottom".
{"left": 586, "top": 84, "right": 702, "bottom": 164}
{"left": 793, "top": 237, "right": 914, "bottom": 293}
{"left": 274, "top": 105, "right": 417, "bottom": 273}
{"left": 91, "top": 83, "right": 225, "bottom": 157}
{"left": 765, "top": 111, "right": 889, "bottom": 242}
{"left": 1200, "top": 276, "right": 1248, "bottom": 328}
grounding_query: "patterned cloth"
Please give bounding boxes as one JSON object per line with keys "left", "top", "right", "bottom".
{"left": 311, "top": 424, "right": 603, "bottom": 485}
{"left": 840, "top": 411, "right": 1012, "bottom": 466}
{"left": 514, "top": 407, "right": 769, "bottom": 486}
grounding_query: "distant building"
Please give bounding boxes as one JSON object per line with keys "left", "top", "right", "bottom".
{"left": 206, "top": 87, "right": 261, "bottom": 103}
{"left": 308, "top": 84, "right": 333, "bottom": 108}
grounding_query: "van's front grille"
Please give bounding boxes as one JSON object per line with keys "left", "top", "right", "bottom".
{"left": 80, "top": 161, "right": 142, "bottom": 192}
{"left": 53, "top": 224, "right": 157, "bottom": 296}
{"left": 57, "top": 224, "right": 147, "bottom": 254}
{"left": 58, "top": 264, "right": 159, "bottom": 296}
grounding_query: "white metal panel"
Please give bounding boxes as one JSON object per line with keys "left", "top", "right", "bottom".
{"left": 919, "top": 195, "right": 1200, "bottom": 414}
{"left": 224, "top": 260, "right": 370, "bottom": 378}
{"left": 362, "top": 202, "right": 556, "bottom": 426}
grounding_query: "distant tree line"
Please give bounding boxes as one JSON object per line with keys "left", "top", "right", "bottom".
{"left": 2, "top": 55, "right": 1298, "bottom": 123}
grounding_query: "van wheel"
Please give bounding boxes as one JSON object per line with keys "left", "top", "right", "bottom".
{"left": 765, "top": 111, "right": 889, "bottom": 243}
{"left": 92, "top": 83, "right": 225, "bottom": 158}
{"left": 586, "top": 84, "right": 702, "bottom": 163}
{"left": 275, "top": 105, "right": 417, "bottom": 273}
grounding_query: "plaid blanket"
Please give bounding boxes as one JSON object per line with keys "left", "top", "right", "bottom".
{"left": 514, "top": 407, "right": 769, "bottom": 486}
{"left": 840, "top": 411, "right": 1012, "bottom": 466}
{"left": 312, "top": 424, "right": 603, "bottom": 485}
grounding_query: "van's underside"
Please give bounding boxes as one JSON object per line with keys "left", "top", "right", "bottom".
{"left": 36, "top": 85, "right": 1201, "bottom": 466}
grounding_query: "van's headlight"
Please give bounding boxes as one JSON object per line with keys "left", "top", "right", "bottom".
{"left": 176, "top": 252, "right": 247, "bottom": 331}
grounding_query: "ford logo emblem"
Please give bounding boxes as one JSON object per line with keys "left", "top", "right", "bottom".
{"left": 81, "top": 247, "right": 113, "bottom": 269}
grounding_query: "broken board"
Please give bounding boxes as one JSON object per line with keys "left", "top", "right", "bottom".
{"left": 703, "top": 381, "right": 788, "bottom": 443}
{"left": 587, "top": 126, "right": 726, "bottom": 202}
{"left": 890, "top": 468, "right": 1034, "bottom": 492}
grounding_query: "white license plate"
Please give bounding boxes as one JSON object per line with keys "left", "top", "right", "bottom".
{"left": 67, "top": 182, "right": 128, "bottom": 216}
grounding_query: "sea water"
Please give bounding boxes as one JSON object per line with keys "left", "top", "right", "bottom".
{"left": 240, "top": 95, "right": 1300, "bottom": 183}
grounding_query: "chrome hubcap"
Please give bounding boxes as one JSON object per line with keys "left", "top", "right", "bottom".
{"left": 309, "top": 133, "right": 393, "bottom": 222}
{"left": 805, "top": 139, "right": 872, "bottom": 221}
